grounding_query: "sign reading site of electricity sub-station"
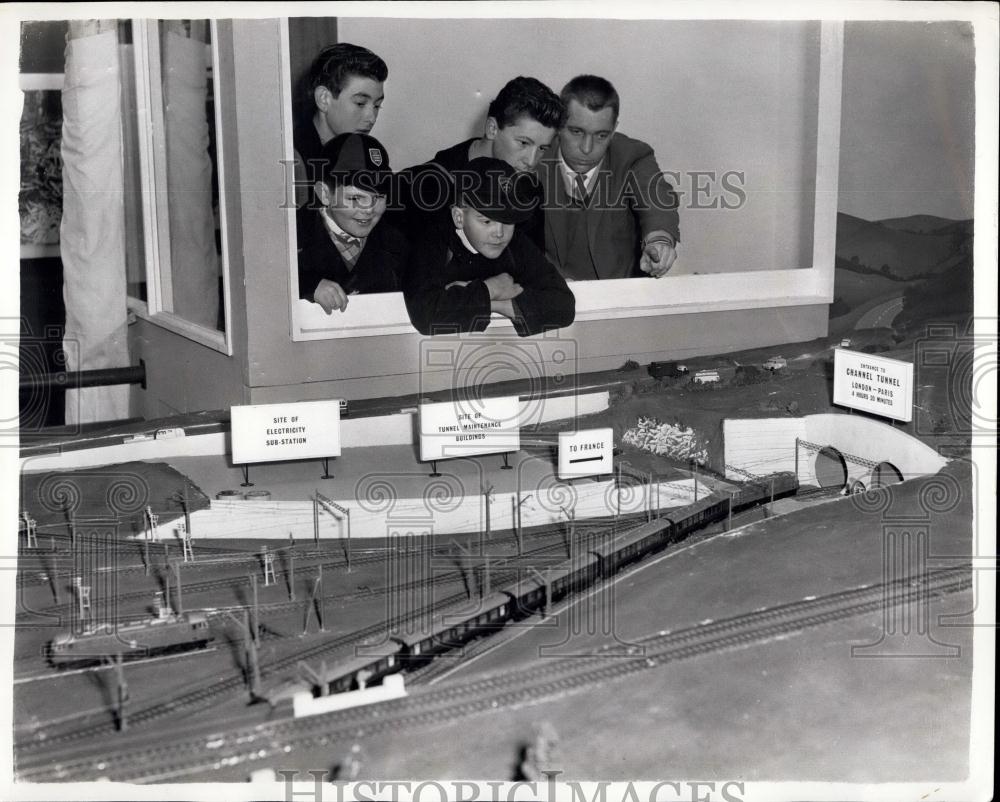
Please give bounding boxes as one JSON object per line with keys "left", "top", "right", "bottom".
{"left": 419, "top": 396, "right": 520, "bottom": 461}
{"left": 558, "top": 427, "right": 614, "bottom": 479}
{"left": 833, "top": 348, "right": 914, "bottom": 423}
{"left": 231, "top": 400, "right": 342, "bottom": 464}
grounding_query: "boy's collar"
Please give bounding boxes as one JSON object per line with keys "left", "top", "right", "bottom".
{"left": 455, "top": 227, "right": 479, "bottom": 254}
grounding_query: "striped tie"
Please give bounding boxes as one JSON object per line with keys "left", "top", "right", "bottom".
{"left": 574, "top": 172, "right": 590, "bottom": 206}
{"left": 335, "top": 233, "right": 363, "bottom": 266}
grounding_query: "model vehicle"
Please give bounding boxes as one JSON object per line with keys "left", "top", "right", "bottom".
{"left": 49, "top": 610, "right": 213, "bottom": 668}
{"left": 763, "top": 356, "right": 787, "bottom": 371}
{"left": 840, "top": 338, "right": 852, "bottom": 348}
{"left": 693, "top": 369, "right": 721, "bottom": 384}
{"left": 288, "top": 472, "right": 799, "bottom": 698}
{"left": 648, "top": 361, "right": 687, "bottom": 380}
{"left": 123, "top": 433, "right": 154, "bottom": 444}
{"left": 155, "top": 427, "right": 186, "bottom": 439}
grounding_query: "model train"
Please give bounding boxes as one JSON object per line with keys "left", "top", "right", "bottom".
{"left": 48, "top": 610, "right": 214, "bottom": 668}
{"left": 283, "top": 471, "right": 799, "bottom": 702}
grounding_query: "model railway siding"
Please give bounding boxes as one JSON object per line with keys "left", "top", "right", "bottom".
{"left": 15, "top": 475, "right": 793, "bottom": 753}
{"left": 15, "top": 514, "right": 638, "bottom": 627}
{"left": 14, "top": 566, "right": 970, "bottom": 783}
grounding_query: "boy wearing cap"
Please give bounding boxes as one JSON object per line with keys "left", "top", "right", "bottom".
{"left": 293, "top": 43, "right": 388, "bottom": 207}
{"left": 404, "top": 158, "right": 574, "bottom": 337}
{"left": 298, "top": 133, "right": 406, "bottom": 314}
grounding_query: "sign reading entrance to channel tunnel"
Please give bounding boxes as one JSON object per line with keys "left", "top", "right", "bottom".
{"left": 558, "top": 428, "right": 614, "bottom": 479}
{"left": 833, "top": 349, "right": 913, "bottom": 422}
{"left": 231, "top": 400, "right": 341, "bottom": 464}
{"left": 419, "top": 396, "right": 520, "bottom": 461}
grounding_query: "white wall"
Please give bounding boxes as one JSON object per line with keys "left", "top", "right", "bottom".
{"left": 338, "top": 17, "right": 821, "bottom": 275}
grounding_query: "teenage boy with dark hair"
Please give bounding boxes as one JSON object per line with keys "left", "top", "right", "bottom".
{"left": 404, "top": 158, "right": 575, "bottom": 337}
{"left": 536, "top": 74, "right": 681, "bottom": 281}
{"left": 298, "top": 133, "right": 406, "bottom": 314}
{"left": 393, "top": 76, "right": 565, "bottom": 241}
{"left": 293, "top": 43, "right": 388, "bottom": 207}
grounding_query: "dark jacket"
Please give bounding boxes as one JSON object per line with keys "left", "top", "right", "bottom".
{"left": 297, "top": 210, "right": 406, "bottom": 301}
{"left": 293, "top": 120, "right": 326, "bottom": 212}
{"left": 404, "top": 226, "right": 575, "bottom": 337}
{"left": 536, "top": 132, "right": 680, "bottom": 280}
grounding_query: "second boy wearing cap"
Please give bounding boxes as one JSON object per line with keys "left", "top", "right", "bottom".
{"left": 298, "top": 133, "right": 407, "bottom": 314}
{"left": 404, "top": 158, "right": 575, "bottom": 337}
{"left": 391, "top": 77, "right": 565, "bottom": 242}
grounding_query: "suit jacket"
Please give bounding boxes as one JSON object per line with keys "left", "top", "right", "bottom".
{"left": 404, "top": 227, "right": 575, "bottom": 337}
{"left": 297, "top": 210, "right": 406, "bottom": 301}
{"left": 536, "top": 132, "right": 680, "bottom": 280}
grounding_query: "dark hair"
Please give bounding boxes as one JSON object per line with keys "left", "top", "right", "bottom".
{"left": 561, "top": 74, "right": 620, "bottom": 124}
{"left": 487, "top": 76, "right": 566, "bottom": 131}
{"left": 308, "top": 42, "right": 388, "bottom": 99}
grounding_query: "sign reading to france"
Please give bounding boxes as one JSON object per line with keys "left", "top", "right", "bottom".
{"left": 230, "top": 400, "right": 341, "bottom": 464}
{"left": 419, "top": 396, "right": 520, "bottom": 461}
{"left": 833, "top": 349, "right": 914, "bottom": 423}
{"left": 558, "top": 427, "right": 614, "bottom": 479}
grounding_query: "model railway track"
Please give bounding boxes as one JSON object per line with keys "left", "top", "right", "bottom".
{"left": 16, "top": 510, "right": 649, "bottom": 592}
{"left": 15, "top": 514, "right": 641, "bottom": 627}
{"left": 16, "top": 565, "right": 970, "bottom": 783}
{"left": 14, "top": 536, "right": 607, "bottom": 750}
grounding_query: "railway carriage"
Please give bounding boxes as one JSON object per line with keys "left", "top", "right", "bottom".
{"left": 545, "top": 552, "right": 601, "bottom": 601}
{"left": 502, "top": 573, "right": 549, "bottom": 618}
{"left": 283, "top": 472, "right": 800, "bottom": 699}
{"left": 49, "top": 611, "right": 213, "bottom": 667}
{"left": 321, "top": 641, "right": 402, "bottom": 694}
{"left": 731, "top": 471, "right": 799, "bottom": 510}
{"left": 392, "top": 591, "right": 511, "bottom": 667}
{"left": 593, "top": 518, "right": 673, "bottom": 576}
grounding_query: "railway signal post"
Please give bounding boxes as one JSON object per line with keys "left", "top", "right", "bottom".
{"left": 114, "top": 653, "right": 129, "bottom": 732}
{"left": 250, "top": 574, "right": 260, "bottom": 642}
{"left": 74, "top": 577, "right": 91, "bottom": 622}
{"left": 144, "top": 506, "right": 159, "bottom": 542}
{"left": 262, "top": 547, "right": 276, "bottom": 586}
{"left": 173, "top": 561, "right": 184, "bottom": 614}
{"left": 482, "top": 484, "right": 494, "bottom": 539}
{"left": 223, "top": 608, "right": 261, "bottom": 701}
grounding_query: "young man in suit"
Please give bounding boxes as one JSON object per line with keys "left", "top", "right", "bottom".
{"left": 404, "top": 157, "right": 575, "bottom": 337}
{"left": 298, "top": 133, "right": 406, "bottom": 314}
{"left": 537, "top": 74, "right": 681, "bottom": 281}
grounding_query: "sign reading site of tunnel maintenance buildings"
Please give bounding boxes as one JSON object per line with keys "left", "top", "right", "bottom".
{"left": 833, "top": 348, "right": 914, "bottom": 423}
{"left": 230, "top": 400, "right": 341, "bottom": 464}
{"left": 419, "top": 396, "right": 520, "bottom": 461}
{"left": 558, "top": 427, "right": 614, "bottom": 479}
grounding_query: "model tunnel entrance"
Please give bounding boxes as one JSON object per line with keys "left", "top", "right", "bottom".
{"left": 814, "top": 446, "right": 848, "bottom": 489}
{"left": 870, "top": 461, "right": 904, "bottom": 489}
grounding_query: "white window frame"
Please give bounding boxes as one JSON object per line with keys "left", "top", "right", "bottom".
{"left": 127, "top": 18, "right": 234, "bottom": 355}
{"left": 283, "top": 19, "right": 842, "bottom": 342}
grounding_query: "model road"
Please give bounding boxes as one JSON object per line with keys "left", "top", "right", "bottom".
{"left": 855, "top": 295, "right": 904, "bottom": 330}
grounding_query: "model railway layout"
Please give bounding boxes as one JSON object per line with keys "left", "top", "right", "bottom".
{"left": 16, "top": 472, "right": 799, "bottom": 771}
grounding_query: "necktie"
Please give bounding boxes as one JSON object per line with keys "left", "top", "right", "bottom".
{"left": 335, "top": 232, "right": 363, "bottom": 266}
{"left": 574, "top": 172, "right": 590, "bottom": 206}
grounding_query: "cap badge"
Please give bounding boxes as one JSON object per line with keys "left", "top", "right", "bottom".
{"left": 369, "top": 148, "right": 383, "bottom": 167}
{"left": 498, "top": 176, "right": 512, "bottom": 194}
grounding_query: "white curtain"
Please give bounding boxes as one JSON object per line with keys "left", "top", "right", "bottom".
{"left": 60, "top": 29, "right": 129, "bottom": 424}
{"left": 162, "top": 29, "right": 219, "bottom": 329}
